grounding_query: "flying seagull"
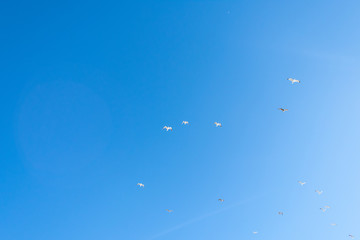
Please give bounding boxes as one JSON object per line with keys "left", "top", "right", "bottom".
{"left": 218, "top": 198, "right": 224, "bottom": 202}
{"left": 330, "top": 223, "right": 337, "bottom": 226}
{"left": 278, "top": 211, "right": 284, "bottom": 216}
{"left": 315, "top": 190, "right": 323, "bottom": 195}
{"left": 288, "top": 78, "right": 300, "bottom": 84}
{"left": 166, "top": 209, "right": 173, "bottom": 213}
{"left": 298, "top": 181, "right": 306, "bottom": 186}
{"left": 320, "top": 206, "right": 330, "bottom": 212}
{"left": 137, "top": 183, "right": 144, "bottom": 188}
{"left": 182, "top": 121, "right": 189, "bottom": 125}
{"left": 253, "top": 232, "right": 258, "bottom": 234}
{"left": 349, "top": 235, "right": 355, "bottom": 239}
{"left": 279, "top": 108, "right": 288, "bottom": 112}
{"left": 214, "top": 122, "right": 222, "bottom": 127}
{"left": 163, "top": 126, "right": 173, "bottom": 131}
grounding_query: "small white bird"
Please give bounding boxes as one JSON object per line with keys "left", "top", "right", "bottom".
{"left": 315, "top": 190, "right": 323, "bottom": 195}
{"left": 163, "top": 126, "right": 173, "bottom": 131}
{"left": 253, "top": 232, "right": 258, "bottom": 234}
{"left": 214, "top": 122, "right": 222, "bottom": 127}
{"left": 325, "top": 205, "right": 331, "bottom": 209}
{"left": 279, "top": 108, "right": 288, "bottom": 112}
{"left": 218, "top": 198, "right": 224, "bottom": 202}
{"left": 166, "top": 209, "right": 173, "bottom": 213}
{"left": 320, "top": 208, "right": 327, "bottom": 212}
{"left": 278, "top": 211, "right": 284, "bottom": 216}
{"left": 137, "top": 183, "right": 144, "bottom": 188}
{"left": 182, "top": 121, "right": 189, "bottom": 125}
{"left": 288, "top": 78, "right": 300, "bottom": 84}
{"left": 330, "top": 223, "right": 337, "bottom": 226}
{"left": 349, "top": 235, "right": 355, "bottom": 239}
{"left": 298, "top": 181, "right": 306, "bottom": 186}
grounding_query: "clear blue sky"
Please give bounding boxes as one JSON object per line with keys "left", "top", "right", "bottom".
{"left": 1, "top": 0, "right": 360, "bottom": 239}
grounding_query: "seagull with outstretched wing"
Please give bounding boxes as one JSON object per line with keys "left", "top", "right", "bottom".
{"left": 315, "top": 190, "right": 323, "bottom": 195}
{"left": 137, "top": 183, "right": 144, "bottom": 188}
{"left": 279, "top": 108, "right": 288, "bottom": 112}
{"left": 288, "top": 78, "right": 300, "bottom": 84}
{"left": 163, "top": 126, "right": 173, "bottom": 131}
{"left": 298, "top": 181, "right": 306, "bottom": 186}
{"left": 182, "top": 121, "right": 189, "bottom": 125}
{"left": 166, "top": 209, "right": 173, "bottom": 213}
{"left": 214, "top": 122, "right": 222, "bottom": 127}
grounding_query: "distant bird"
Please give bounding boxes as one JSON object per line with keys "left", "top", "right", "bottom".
{"left": 253, "top": 232, "right": 258, "bottom": 234}
{"left": 214, "top": 122, "right": 222, "bottom": 127}
{"left": 166, "top": 209, "right": 173, "bottom": 213}
{"left": 182, "top": 121, "right": 189, "bottom": 125}
{"left": 218, "top": 198, "right": 224, "bottom": 202}
{"left": 349, "top": 235, "right": 355, "bottom": 239}
{"left": 320, "top": 208, "right": 327, "bottom": 212}
{"left": 315, "top": 190, "right": 323, "bottom": 195}
{"left": 137, "top": 183, "right": 144, "bottom": 188}
{"left": 325, "top": 206, "right": 331, "bottom": 209}
{"left": 330, "top": 223, "right": 337, "bottom": 226}
{"left": 298, "top": 181, "right": 306, "bottom": 186}
{"left": 163, "top": 126, "right": 173, "bottom": 131}
{"left": 279, "top": 108, "right": 288, "bottom": 112}
{"left": 288, "top": 78, "right": 300, "bottom": 84}
{"left": 278, "top": 211, "right": 284, "bottom": 216}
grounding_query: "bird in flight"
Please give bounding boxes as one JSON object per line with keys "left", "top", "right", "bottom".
{"left": 279, "top": 108, "right": 288, "bottom": 112}
{"left": 288, "top": 78, "right": 300, "bottom": 84}
{"left": 349, "top": 235, "right": 355, "bottom": 239}
{"left": 315, "top": 190, "right": 323, "bottom": 195}
{"left": 137, "top": 183, "right": 144, "bottom": 188}
{"left": 278, "top": 211, "right": 284, "bottom": 216}
{"left": 166, "top": 209, "right": 173, "bottom": 213}
{"left": 218, "top": 198, "right": 224, "bottom": 202}
{"left": 163, "top": 126, "right": 173, "bottom": 131}
{"left": 320, "top": 206, "right": 330, "bottom": 212}
{"left": 298, "top": 181, "right": 306, "bottom": 186}
{"left": 182, "top": 121, "right": 189, "bottom": 125}
{"left": 253, "top": 232, "right": 258, "bottom": 234}
{"left": 214, "top": 122, "right": 222, "bottom": 127}
{"left": 330, "top": 223, "right": 337, "bottom": 226}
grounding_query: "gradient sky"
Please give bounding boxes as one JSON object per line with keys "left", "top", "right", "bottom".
{"left": 1, "top": 0, "right": 360, "bottom": 239}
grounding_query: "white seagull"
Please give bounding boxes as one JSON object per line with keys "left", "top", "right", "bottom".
{"left": 330, "top": 223, "right": 337, "bottom": 226}
{"left": 279, "top": 108, "right": 288, "bottom": 112}
{"left": 163, "top": 126, "right": 173, "bottom": 131}
{"left": 214, "top": 122, "right": 222, "bottom": 127}
{"left": 298, "top": 181, "right": 306, "bottom": 186}
{"left": 320, "top": 206, "right": 330, "bottom": 212}
{"left": 137, "top": 183, "right": 144, "bottom": 188}
{"left": 182, "top": 121, "right": 189, "bottom": 125}
{"left": 315, "top": 190, "right": 323, "bottom": 195}
{"left": 288, "top": 78, "right": 300, "bottom": 84}
{"left": 253, "top": 231, "right": 258, "bottom": 234}
{"left": 166, "top": 209, "right": 173, "bottom": 213}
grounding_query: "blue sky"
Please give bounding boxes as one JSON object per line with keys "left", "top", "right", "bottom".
{"left": 1, "top": 0, "right": 360, "bottom": 239}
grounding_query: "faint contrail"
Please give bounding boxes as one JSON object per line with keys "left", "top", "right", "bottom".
{"left": 148, "top": 195, "right": 261, "bottom": 240}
